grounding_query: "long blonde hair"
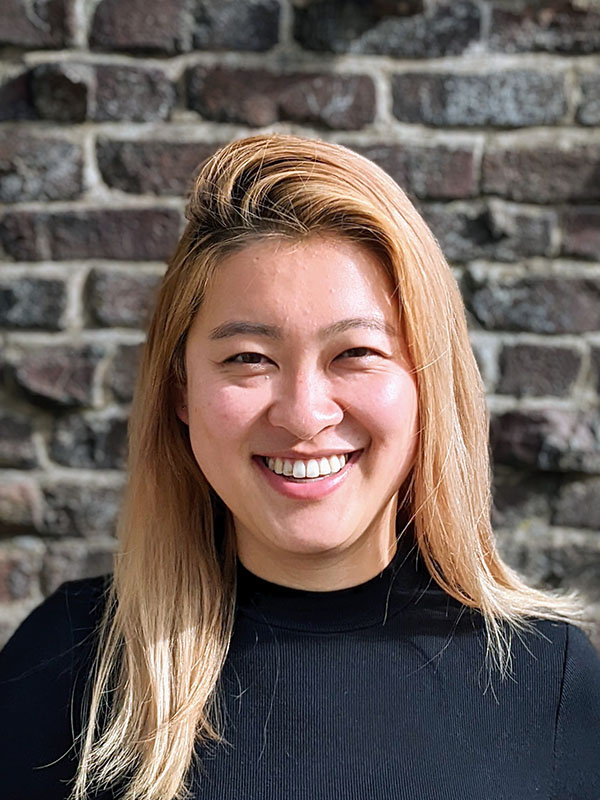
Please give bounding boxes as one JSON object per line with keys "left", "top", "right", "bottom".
{"left": 71, "top": 133, "right": 581, "bottom": 800}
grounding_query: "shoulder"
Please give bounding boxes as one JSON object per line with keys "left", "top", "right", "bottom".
{"left": 0, "top": 573, "right": 112, "bottom": 680}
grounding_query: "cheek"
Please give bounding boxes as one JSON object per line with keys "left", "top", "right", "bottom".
{"left": 188, "top": 382, "right": 269, "bottom": 447}
{"left": 354, "top": 373, "right": 419, "bottom": 446}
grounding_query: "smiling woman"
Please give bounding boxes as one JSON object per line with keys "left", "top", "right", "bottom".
{"left": 1, "top": 134, "right": 599, "bottom": 800}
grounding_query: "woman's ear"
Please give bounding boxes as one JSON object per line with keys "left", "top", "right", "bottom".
{"left": 173, "top": 385, "right": 189, "bottom": 425}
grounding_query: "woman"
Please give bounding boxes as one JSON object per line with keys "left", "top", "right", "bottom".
{"left": 1, "top": 133, "right": 599, "bottom": 800}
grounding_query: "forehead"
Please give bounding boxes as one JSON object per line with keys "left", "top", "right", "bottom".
{"left": 195, "top": 234, "right": 398, "bottom": 328}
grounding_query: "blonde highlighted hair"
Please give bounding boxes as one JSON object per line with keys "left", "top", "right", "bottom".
{"left": 71, "top": 133, "right": 581, "bottom": 800}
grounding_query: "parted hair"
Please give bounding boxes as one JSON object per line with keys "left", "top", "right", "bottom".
{"left": 71, "top": 133, "right": 581, "bottom": 800}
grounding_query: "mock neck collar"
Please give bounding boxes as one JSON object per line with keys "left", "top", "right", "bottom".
{"left": 234, "top": 532, "right": 433, "bottom": 633}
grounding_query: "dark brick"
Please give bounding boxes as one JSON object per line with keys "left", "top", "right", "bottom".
{"left": 0, "top": 0, "right": 69, "bottom": 48}
{"left": 351, "top": 143, "right": 477, "bottom": 200}
{"left": 0, "top": 481, "right": 39, "bottom": 534}
{"left": 423, "top": 203, "right": 556, "bottom": 262}
{"left": 97, "top": 139, "right": 220, "bottom": 195}
{"left": 187, "top": 66, "right": 375, "bottom": 129}
{"left": 94, "top": 64, "right": 176, "bottom": 122}
{"left": 30, "top": 63, "right": 92, "bottom": 123}
{"left": 468, "top": 275, "right": 600, "bottom": 334}
{"left": 497, "top": 344, "right": 581, "bottom": 398}
{"left": 106, "top": 343, "right": 143, "bottom": 402}
{"left": 0, "top": 131, "right": 83, "bottom": 203}
{"left": 491, "top": 469, "right": 558, "bottom": 529}
{"left": 192, "top": 0, "right": 280, "bottom": 51}
{"left": 563, "top": 207, "right": 600, "bottom": 260}
{"left": 0, "top": 411, "right": 37, "bottom": 468}
{"left": 0, "top": 543, "right": 43, "bottom": 602}
{"left": 86, "top": 269, "right": 162, "bottom": 328}
{"left": 577, "top": 72, "right": 600, "bottom": 125}
{"left": 592, "top": 347, "right": 600, "bottom": 392}
{"left": 553, "top": 477, "right": 600, "bottom": 529}
{"left": 489, "top": 3, "right": 600, "bottom": 54}
{"left": 0, "top": 71, "right": 35, "bottom": 121}
{"left": 50, "top": 413, "right": 128, "bottom": 469}
{"left": 293, "top": 0, "right": 480, "bottom": 57}
{"left": 41, "top": 482, "right": 122, "bottom": 537}
{"left": 14, "top": 345, "right": 102, "bottom": 408}
{"left": 482, "top": 143, "right": 600, "bottom": 202}
{"left": 0, "top": 278, "right": 67, "bottom": 330}
{"left": 42, "top": 539, "right": 115, "bottom": 595}
{"left": 91, "top": 0, "right": 187, "bottom": 53}
{"left": 392, "top": 70, "right": 567, "bottom": 127}
{"left": 0, "top": 208, "right": 182, "bottom": 261}
{"left": 491, "top": 409, "right": 600, "bottom": 473}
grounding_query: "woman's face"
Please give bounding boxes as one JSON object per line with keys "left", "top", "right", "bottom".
{"left": 177, "top": 234, "right": 419, "bottom": 587}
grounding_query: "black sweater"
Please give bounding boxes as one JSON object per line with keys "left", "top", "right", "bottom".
{"left": 1, "top": 540, "right": 600, "bottom": 800}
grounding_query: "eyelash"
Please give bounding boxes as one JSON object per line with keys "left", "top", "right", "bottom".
{"left": 223, "top": 348, "right": 379, "bottom": 366}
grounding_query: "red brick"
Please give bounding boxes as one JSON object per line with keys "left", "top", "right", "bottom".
{"left": 489, "top": 3, "right": 600, "bottom": 54}
{"left": 85, "top": 269, "right": 162, "bottom": 328}
{"left": 0, "top": 208, "right": 182, "bottom": 261}
{"left": 14, "top": 345, "right": 103, "bottom": 408}
{"left": 0, "top": 411, "right": 37, "bottom": 468}
{"left": 192, "top": 0, "right": 280, "bottom": 51}
{"left": 497, "top": 344, "right": 581, "bottom": 398}
{"left": 563, "top": 207, "right": 600, "bottom": 261}
{"left": 97, "top": 138, "right": 221, "bottom": 195}
{"left": 0, "top": 277, "right": 67, "bottom": 330}
{"left": 91, "top": 0, "right": 187, "bottom": 53}
{"left": 0, "top": 544, "right": 43, "bottom": 602}
{"left": 94, "top": 64, "right": 176, "bottom": 122}
{"left": 41, "top": 482, "right": 122, "bottom": 537}
{"left": 187, "top": 66, "right": 375, "bottom": 129}
{"left": 106, "top": 343, "right": 143, "bottom": 402}
{"left": 482, "top": 143, "right": 600, "bottom": 202}
{"left": 0, "top": 70, "right": 35, "bottom": 121}
{"left": 0, "top": 0, "right": 70, "bottom": 48}
{"left": 50, "top": 412, "right": 128, "bottom": 469}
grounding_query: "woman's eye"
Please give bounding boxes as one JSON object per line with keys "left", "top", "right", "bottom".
{"left": 225, "top": 352, "right": 269, "bottom": 365}
{"left": 338, "top": 347, "right": 378, "bottom": 359}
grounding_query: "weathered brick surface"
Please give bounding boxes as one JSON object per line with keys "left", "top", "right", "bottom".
{"left": 491, "top": 409, "right": 600, "bottom": 473}
{"left": 468, "top": 276, "right": 600, "bottom": 334}
{"left": 491, "top": 469, "right": 558, "bottom": 529}
{"left": 0, "top": 208, "right": 182, "bottom": 261}
{"left": 50, "top": 413, "right": 128, "bottom": 469}
{"left": 592, "top": 347, "right": 600, "bottom": 392}
{"left": 482, "top": 143, "right": 600, "bottom": 202}
{"left": 0, "top": 278, "right": 67, "bottom": 330}
{"left": 392, "top": 70, "right": 567, "bottom": 127}
{"left": 0, "top": 411, "right": 37, "bottom": 469}
{"left": 97, "top": 139, "right": 220, "bottom": 195}
{"left": 85, "top": 269, "right": 162, "bottom": 328}
{"left": 90, "top": 0, "right": 188, "bottom": 54}
{"left": 577, "top": 71, "right": 600, "bottom": 126}
{"left": 0, "top": 481, "right": 39, "bottom": 534}
{"left": 192, "top": 0, "right": 280, "bottom": 51}
{"left": 187, "top": 67, "right": 376, "bottom": 129}
{"left": 423, "top": 203, "right": 556, "bottom": 262}
{"left": 489, "top": 3, "right": 600, "bottom": 54}
{"left": 106, "top": 343, "right": 143, "bottom": 402}
{"left": 0, "top": 541, "right": 44, "bottom": 602}
{"left": 41, "top": 482, "right": 123, "bottom": 537}
{"left": 13, "top": 345, "right": 102, "bottom": 408}
{"left": 95, "top": 64, "right": 176, "bottom": 122}
{"left": 0, "top": 131, "right": 84, "bottom": 203}
{"left": 293, "top": 0, "right": 480, "bottom": 57}
{"left": 352, "top": 143, "right": 477, "bottom": 200}
{"left": 0, "top": 0, "right": 70, "bottom": 48}
{"left": 562, "top": 207, "right": 600, "bottom": 260}
{"left": 31, "top": 63, "right": 92, "bottom": 123}
{"left": 42, "top": 539, "right": 115, "bottom": 595}
{"left": 497, "top": 344, "right": 581, "bottom": 398}
{"left": 0, "top": 71, "right": 35, "bottom": 121}
{"left": 553, "top": 477, "right": 600, "bottom": 530}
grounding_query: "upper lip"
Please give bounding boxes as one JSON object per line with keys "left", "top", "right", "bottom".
{"left": 258, "top": 449, "right": 360, "bottom": 460}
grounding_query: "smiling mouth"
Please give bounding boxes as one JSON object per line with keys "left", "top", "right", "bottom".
{"left": 260, "top": 451, "right": 360, "bottom": 481}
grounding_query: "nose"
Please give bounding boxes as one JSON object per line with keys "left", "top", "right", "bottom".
{"left": 266, "top": 366, "right": 344, "bottom": 441}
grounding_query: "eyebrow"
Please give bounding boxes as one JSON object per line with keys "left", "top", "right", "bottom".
{"left": 207, "top": 317, "right": 397, "bottom": 341}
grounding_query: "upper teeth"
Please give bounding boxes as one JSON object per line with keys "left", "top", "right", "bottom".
{"left": 265, "top": 453, "right": 350, "bottom": 478}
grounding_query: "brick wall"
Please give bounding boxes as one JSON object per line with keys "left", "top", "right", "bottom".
{"left": 1, "top": 0, "right": 600, "bottom": 647}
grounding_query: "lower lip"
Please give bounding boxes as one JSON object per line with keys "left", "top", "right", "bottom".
{"left": 253, "top": 451, "right": 361, "bottom": 500}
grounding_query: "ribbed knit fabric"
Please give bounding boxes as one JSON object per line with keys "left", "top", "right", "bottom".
{"left": 1, "top": 536, "right": 599, "bottom": 800}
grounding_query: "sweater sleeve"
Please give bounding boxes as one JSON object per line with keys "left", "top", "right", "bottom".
{"left": 552, "top": 623, "right": 600, "bottom": 800}
{"left": 0, "top": 577, "right": 109, "bottom": 800}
